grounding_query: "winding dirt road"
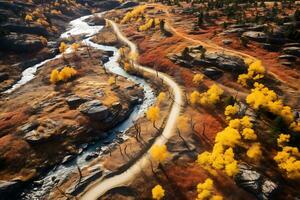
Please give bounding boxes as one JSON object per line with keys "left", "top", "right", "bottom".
{"left": 79, "top": 20, "right": 184, "bottom": 200}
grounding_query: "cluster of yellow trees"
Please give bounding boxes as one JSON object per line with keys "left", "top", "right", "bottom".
{"left": 50, "top": 66, "right": 77, "bottom": 84}
{"left": 197, "top": 113, "right": 262, "bottom": 177}
{"left": 238, "top": 59, "right": 300, "bottom": 179}
{"left": 24, "top": 0, "right": 80, "bottom": 33}
{"left": 237, "top": 60, "right": 265, "bottom": 86}
{"left": 150, "top": 144, "right": 169, "bottom": 199}
{"left": 274, "top": 134, "right": 300, "bottom": 179}
{"left": 190, "top": 84, "right": 224, "bottom": 106}
{"left": 246, "top": 82, "right": 299, "bottom": 131}
{"left": 138, "top": 18, "right": 160, "bottom": 32}
{"left": 121, "top": 5, "right": 147, "bottom": 24}
{"left": 196, "top": 178, "right": 223, "bottom": 200}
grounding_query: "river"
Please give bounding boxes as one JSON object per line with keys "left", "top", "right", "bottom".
{"left": 6, "top": 12, "right": 156, "bottom": 200}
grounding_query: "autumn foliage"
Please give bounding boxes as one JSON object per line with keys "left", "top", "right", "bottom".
{"left": 50, "top": 66, "right": 77, "bottom": 84}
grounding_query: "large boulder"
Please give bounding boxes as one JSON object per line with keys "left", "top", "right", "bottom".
{"left": 1, "top": 24, "right": 48, "bottom": 36}
{"left": 242, "top": 31, "right": 267, "bottom": 43}
{"left": 0, "top": 180, "right": 22, "bottom": 199}
{"left": 79, "top": 100, "right": 110, "bottom": 120}
{"left": 65, "top": 95, "right": 87, "bottom": 109}
{"left": 0, "top": 72, "right": 8, "bottom": 82}
{"left": 197, "top": 53, "right": 247, "bottom": 73}
{"left": 236, "top": 164, "right": 279, "bottom": 200}
{"left": 0, "top": 33, "right": 44, "bottom": 53}
{"left": 278, "top": 54, "right": 297, "bottom": 62}
{"left": 203, "top": 67, "right": 224, "bottom": 80}
{"left": 169, "top": 46, "right": 247, "bottom": 74}
{"left": 282, "top": 47, "right": 300, "bottom": 56}
{"left": 85, "top": 16, "right": 106, "bottom": 26}
{"left": 84, "top": 0, "right": 121, "bottom": 11}
{"left": 117, "top": 1, "right": 139, "bottom": 9}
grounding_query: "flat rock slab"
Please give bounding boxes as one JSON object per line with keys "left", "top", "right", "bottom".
{"left": 79, "top": 100, "right": 110, "bottom": 120}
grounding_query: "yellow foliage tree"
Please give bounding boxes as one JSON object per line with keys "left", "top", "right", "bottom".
{"left": 50, "top": 69, "right": 60, "bottom": 84}
{"left": 108, "top": 76, "right": 116, "bottom": 85}
{"left": 246, "top": 143, "right": 262, "bottom": 160}
{"left": 274, "top": 146, "right": 300, "bottom": 179}
{"left": 237, "top": 60, "right": 265, "bottom": 86}
{"left": 50, "top": 66, "right": 77, "bottom": 84}
{"left": 58, "top": 66, "right": 77, "bottom": 81}
{"left": 59, "top": 42, "right": 67, "bottom": 53}
{"left": 193, "top": 73, "right": 204, "bottom": 86}
{"left": 152, "top": 185, "right": 165, "bottom": 200}
{"left": 150, "top": 144, "right": 169, "bottom": 163}
{"left": 196, "top": 178, "right": 223, "bottom": 200}
{"left": 25, "top": 14, "right": 33, "bottom": 23}
{"left": 157, "top": 92, "right": 166, "bottom": 105}
{"left": 147, "top": 106, "right": 160, "bottom": 127}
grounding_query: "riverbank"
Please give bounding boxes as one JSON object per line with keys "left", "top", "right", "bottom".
{"left": 0, "top": 13, "right": 150, "bottom": 199}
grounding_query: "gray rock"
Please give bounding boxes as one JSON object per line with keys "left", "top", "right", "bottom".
{"left": 281, "top": 62, "right": 293, "bottom": 67}
{"left": 85, "top": 16, "right": 106, "bottom": 26}
{"left": 197, "top": 53, "right": 247, "bottom": 73}
{"left": 278, "top": 54, "right": 297, "bottom": 62}
{"left": 282, "top": 47, "right": 300, "bottom": 56}
{"left": 112, "top": 101, "right": 122, "bottom": 110}
{"left": 0, "top": 180, "right": 21, "bottom": 199}
{"left": 117, "top": 1, "right": 139, "bottom": 9}
{"left": 169, "top": 47, "right": 247, "bottom": 73}
{"left": 129, "top": 96, "right": 139, "bottom": 105}
{"left": 0, "top": 72, "right": 8, "bottom": 82}
{"left": 79, "top": 100, "right": 110, "bottom": 120}
{"left": 1, "top": 24, "right": 48, "bottom": 36}
{"left": 23, "top": 130, "right": 44, "bottom": 144}
{"left": 284, "top": 43, "right": 300, "bottom": 47}
{"left": 19, "top": 121, "right": 39, "bottom": 134}
{"left": 222, "top": 39, "right": 232, "bottom": 45}
{"left": 261, "top": 43, "right": 280, "bottom": 52}
{"left": 0, "top": 33, "right": 44, "bottom": 53}
{"left": 236, "top": 164, "right": 278, "bottom": 200}
{"left": 85, "top": 152, "right": 99, "bottom": 161}
{"left": 242, "top": 31, "right": 267, "bottom": 43}
{"left": 224, "top": 28, "right": 246, "bottom": 34}
{"left": 66, "top": 95, "right": 87, "bottom": 109}
{"left": 203, "top": 67, "right": 224, "bottom": 80}
{"left": 101, "top": 55, "right": 110, "bottom": 64}
{"left": 62, "top": 155, "right": 76, "bottom": 165}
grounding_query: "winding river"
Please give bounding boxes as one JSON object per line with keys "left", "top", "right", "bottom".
{"left": 7, "top": 13, "right": 156, "bottom": 199}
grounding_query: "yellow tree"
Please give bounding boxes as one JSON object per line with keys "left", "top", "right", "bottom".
{"left": 50, "top": 69, "right": 60, "bottom": 84}
{"left": 59, "top": 42, "right": 67, "bottom": 54}
{"left": 25, "top": 14, "right": 33, "bottom": 24}
{"left": 108, "top": 76, "right": 116, "bottom": 85}
{"left": 150, "top": 144, "right": 169, "bottom": 163}
{"left": 152, "top": 185, "right": 165, "bottom": 200}
{"left": 157, "top": 92, "right": 166, "bottom": 105}
{"left": 147, "top": 106, "right": 160, "bottom": 128}
{"left": 193, "top": 73, "right": 204, "bottom": 86}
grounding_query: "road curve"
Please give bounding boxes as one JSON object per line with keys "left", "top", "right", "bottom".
{"left": 79, "top": 20, "right": 184, "bottom": 200}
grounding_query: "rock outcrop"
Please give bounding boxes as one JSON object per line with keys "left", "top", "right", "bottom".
{"left": 236, "top": 164, "right": 279, "bottom": 200}
{"left": 169, "top": 45, "right": 247, "bottom": 78}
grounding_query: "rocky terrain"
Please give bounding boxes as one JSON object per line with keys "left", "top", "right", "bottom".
{"left": 0, "top": 0, "right": 124, "bottom": 92}
{"left": 0, "top": 1, "right": 300, "bottom": 200}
